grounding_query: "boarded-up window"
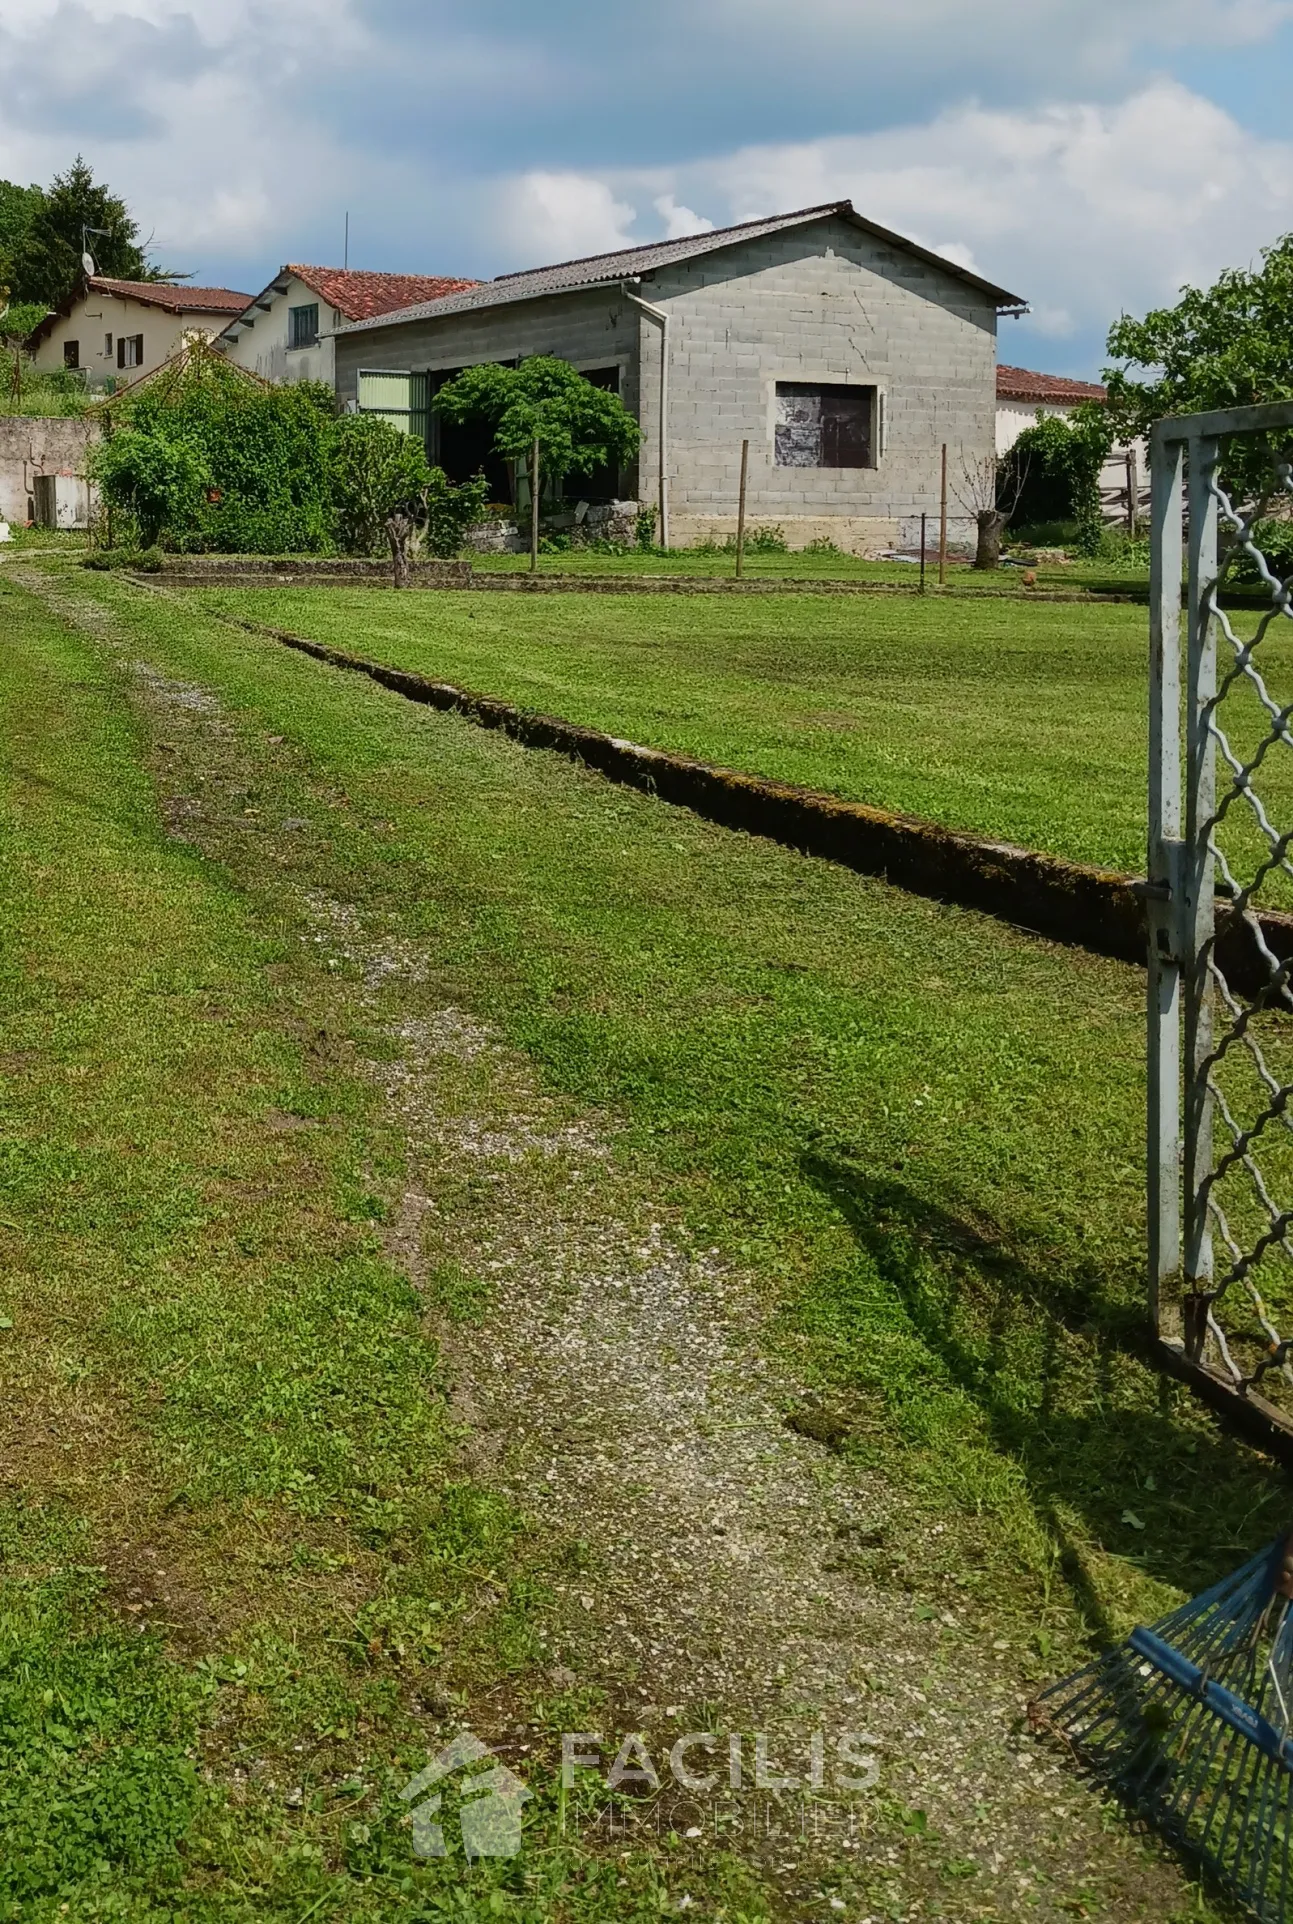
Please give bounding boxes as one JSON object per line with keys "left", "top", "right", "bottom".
{"left": 775, "top": 383, "right": 875, "bottom": 468}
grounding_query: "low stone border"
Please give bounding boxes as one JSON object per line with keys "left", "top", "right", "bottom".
{"left": 151, "top": 554, "right": 1137, "bottom": 604}
{"left": 230, "top": 615, "right": 1292, "bottom": 992}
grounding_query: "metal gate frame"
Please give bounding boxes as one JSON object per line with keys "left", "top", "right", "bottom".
{"left": 1149, "top": 399, "right": 1293, "bottom": 1443}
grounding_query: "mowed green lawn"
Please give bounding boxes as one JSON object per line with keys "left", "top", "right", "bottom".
{"left": 206, "top": 586, "right": 1150, "bottom": 870}
{"left": 204, "top": 585, "right": 1293, "bottom": 886}
{"left": 1, "top": 563, "right": 1283, "bottom": 1917}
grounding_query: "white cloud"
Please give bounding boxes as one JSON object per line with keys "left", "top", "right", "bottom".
{"left": 653, "top": 194, "right": 713, "bottom": 239}
{"left": 497, "top": 172, "right": 637, "bottom": 264}
{"left": 626, "top": 80, "right": 1293, "bottom": 361}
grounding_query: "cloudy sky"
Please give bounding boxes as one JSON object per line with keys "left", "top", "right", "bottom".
{"left": 3, "top": 0, "right": 1293, "bottom": 374}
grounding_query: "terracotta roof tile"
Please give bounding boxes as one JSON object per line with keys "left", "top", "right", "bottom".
{"left": 997, "top": 363, "right": 1106, "bottom": 404}
{"left": 285, "top": 266, "right": 479, "bottom": 322}
{"left": 89, "top": 277, "right": 251, "bottom": 314}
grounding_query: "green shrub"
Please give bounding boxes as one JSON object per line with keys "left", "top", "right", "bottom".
{"left": 746, "top": 523, "right": 788, "bottom": 553}
{"left": 87, "top": 426, "right": 211, "bottom": 548}
{"left": 1002, "top": 409, "right": 1110, "bottom": 552}
{"left": 108, "top": 358, "right": 337, "bottom": 552}
{"left": 423, "top": 467, "right": 489, "bottom": 558}
{"left": 1229, "top": 516, "right": 1293, "bottom": 584}
{"left": 328, "top": 414, "right": 432, "bottom": 555}
{"left": 803, "top": 534, "right": 842, "bottom": 555}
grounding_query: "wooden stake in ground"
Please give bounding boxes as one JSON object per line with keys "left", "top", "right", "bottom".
{"left": 530, "top": 436, "right": 540, "bottom": 574}
{"left": 735, "top": 438, "right": 749, "bottom": 579}
{"left": 920, "top": 511, "right": 927, "bottom": 595}
{"left": 938, "top": 443, "right": 948, "bottom": 586}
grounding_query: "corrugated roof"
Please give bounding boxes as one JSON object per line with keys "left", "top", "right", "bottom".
{"left": 336, "top": 200, "right": 1029, "bottom": 336}
{"left": 997, "top": 364, "right": 1106, "bottom": 404}
{"left": 284, "top": 266, "right": 479, "bottom": 322}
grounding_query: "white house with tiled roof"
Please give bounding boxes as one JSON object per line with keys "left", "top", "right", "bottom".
{"left": 331, "top": 200, "right": 1029, "bottom": 554}
{"left": 995, "top": 363, "right": 1107, "bottom": 453}
{"left": 217, "top": 266, "right": 478, "bottom": 388}
{"left": 27, "top": 277, "right": 251, "bottom": 385}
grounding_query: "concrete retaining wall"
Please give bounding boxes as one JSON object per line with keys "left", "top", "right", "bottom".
{"left": 0, "top": 416, "right": 100, "bottom": 526}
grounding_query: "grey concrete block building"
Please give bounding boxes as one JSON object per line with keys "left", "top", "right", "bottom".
{"left": 332, "top": 201, "right": 1027, "bottom": 554}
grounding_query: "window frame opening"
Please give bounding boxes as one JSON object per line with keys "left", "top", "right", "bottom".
{"left": 288, "top": 303, "right": 320, "bottom": 351}
{"left": 774, "top": 381, "right": 879, "bottom": 470}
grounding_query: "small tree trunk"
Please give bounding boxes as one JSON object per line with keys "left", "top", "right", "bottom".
{"left": 386, "top": 512, "right": 413, "bottom": 588}
{"left": 974, "top": 508, "right": 1006, "bottom": 570}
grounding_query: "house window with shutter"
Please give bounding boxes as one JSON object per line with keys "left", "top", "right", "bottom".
{"left": 289, "top": 304, "right": 319, "bottom": 350}
{"left": 117, "top": 335, "right": 143, "bottom": 369}
{"left": 64, "top": 341, "right": 79, "bottom": 369}
{"left": 774, "top": 383, "right": 877, "bottom": 468}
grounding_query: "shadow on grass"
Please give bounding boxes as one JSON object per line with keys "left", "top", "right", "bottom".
{"left": 800, "top": 1150, "right": 1290, "bottom": 1639}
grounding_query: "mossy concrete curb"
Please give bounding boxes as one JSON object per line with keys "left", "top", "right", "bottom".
{"left": 231, "top": 614, "right": 1293, "bottom": 991}
{"left": 150, "top": 555, "right": 1137, "bottom": 604}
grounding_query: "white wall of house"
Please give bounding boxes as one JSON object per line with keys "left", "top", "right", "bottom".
{"left": 31, "top": 290, "right": 230, "bottom": 385}
{"left": 996, "top": 398, "right": 1076, "bottom": 454}
{"left": 219, "top": 276, "right": 341, "bottom": 385}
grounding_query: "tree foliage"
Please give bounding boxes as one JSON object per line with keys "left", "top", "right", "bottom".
{"left": 328, "top": 414, "right": 433, "bottom": 557}
{"left": 106, "top": 347, "right": 336, "bottom": 552}
{"left": 0, "top": 179, "right": 43, "bottom": 300}
{"left": 1001, "top": 405, "right": 1112, "bottom": 551}
{"left": 89, "top": 426, "right": 212, "bottom": 548}
{"left": 1104, "top": 234, "right": 1293, "bottom": 440}
{"left": 434, "top": 356, "right": 641, "bottom": 491}
{"left": 5, "top": 157, "right": 177, "bottom": 312}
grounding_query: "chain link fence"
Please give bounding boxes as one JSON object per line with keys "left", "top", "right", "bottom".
{"left": 1150, "top": 400, "right": 1293, "bottom": 1430}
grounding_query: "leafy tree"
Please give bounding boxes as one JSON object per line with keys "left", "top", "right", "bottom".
{"left": 434, "top": 356, "right": 641, "bottom": 504}
{"left": 0, "top": 179, "right": 44, "bottom": 302}
{"left": 88, "top": 426, "right": 212, "bottom": 547}
{"left": 1001, "top": 405, "right": 1112, "bottom": 552}
{"left": 3, "top": 301, "right": 53, "bottom": 340}
{"left": 328, "top": 414, "right": 434, "bottom": 582}
{"left": 1104, "top": 233, "right": 1293, "bottom": 513}
{"left": 1105, "top": 234, "right": 1293, "bottom": 435}
{"left": 9, "top": 157, "right": 177, "bottom": 310}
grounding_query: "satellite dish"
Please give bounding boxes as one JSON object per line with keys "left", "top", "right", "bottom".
{"left": 81, "top": 251, "right": 96, "bottom": 277}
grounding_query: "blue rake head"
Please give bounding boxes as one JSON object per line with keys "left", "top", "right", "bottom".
{"left": 1032, "top": 1534, "right": 1293, "bottom": 1921}
{"left": 1039, "top": 1539, "right": 1293, "bottom": 1916}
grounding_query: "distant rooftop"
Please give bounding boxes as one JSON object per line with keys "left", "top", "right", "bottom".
{"left": 282, "top": 266, "right": 480, "bottom": 323}
{"left": 997, "top": 364, "right": 1106, "bottom": 405}
{"left": 87, "top": 277, "right": 252, "bottom": 314}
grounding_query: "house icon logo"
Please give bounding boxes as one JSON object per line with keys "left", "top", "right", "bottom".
{"left": 401, "top": 1730, "right": 531, "bottom": 1859}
